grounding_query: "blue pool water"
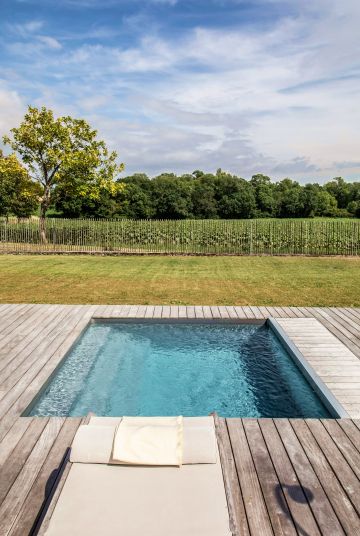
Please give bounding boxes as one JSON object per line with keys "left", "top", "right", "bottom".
{"left": 28, "top": 322, "right": 330, "bottom": 418}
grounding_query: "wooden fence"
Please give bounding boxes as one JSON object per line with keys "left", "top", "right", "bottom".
{"left": 0, "top": 217, "right": 359, "bottom": 255}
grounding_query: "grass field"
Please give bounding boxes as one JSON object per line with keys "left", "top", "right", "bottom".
{"left": 0, "top": 255, "right": 359, "bottom": 306}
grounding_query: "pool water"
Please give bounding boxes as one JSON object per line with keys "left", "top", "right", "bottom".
{"left": 28, "top": 322, "right": 331, "bottom": 418}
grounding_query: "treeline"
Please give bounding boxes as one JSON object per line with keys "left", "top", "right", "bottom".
{"left": 1, "top": 107, "right": 359, "bottom": 221}
{"left": 54, "top": 171, "right": 360, "bottom": 220}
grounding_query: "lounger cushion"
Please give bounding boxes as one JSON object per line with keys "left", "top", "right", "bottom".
{"left": 46, "top": 445, "right": 231, "bottom": 535}
{"left": 70, "top": 418, "right": 217, "bottom": 465}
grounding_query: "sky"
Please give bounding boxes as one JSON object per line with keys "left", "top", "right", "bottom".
{"left": 0, "top": 0, "right": 359, "bottom": 182}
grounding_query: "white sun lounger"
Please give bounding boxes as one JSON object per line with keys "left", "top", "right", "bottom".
{"left": 44, "top": 416, "right": 232, "bottom": 536}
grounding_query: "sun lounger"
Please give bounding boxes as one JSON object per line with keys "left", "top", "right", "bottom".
{"left": 44, "top": 416, "right": 232, "bottom": 535}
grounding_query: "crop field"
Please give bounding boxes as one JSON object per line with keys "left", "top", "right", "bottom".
{"left": 0, "top": 217, "right": 359, "bottom": 255}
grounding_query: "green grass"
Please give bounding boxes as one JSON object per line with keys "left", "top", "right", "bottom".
{"left": 0, "top": 255, "right": 359, "bottom": 306}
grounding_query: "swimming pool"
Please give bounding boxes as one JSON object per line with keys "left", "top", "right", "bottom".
{"left": 27, "top": 321, "right": 331, "bottom": 418}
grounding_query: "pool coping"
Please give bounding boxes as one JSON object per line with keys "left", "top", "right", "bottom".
{"left": 268, "top": 318, "right": 350, "bottom": 418}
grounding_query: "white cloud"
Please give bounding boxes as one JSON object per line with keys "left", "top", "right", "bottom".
{"left": 37, "top": 35, "right": 62, "bottom": 49}
{"left": 8, "top": 20, "right": 44, "bottom": 37}
{"left": 2, "top": 0, "right": 360, "bottom": 180}
{"left": 0, "top": 83, "right": 25, "bottom": 146}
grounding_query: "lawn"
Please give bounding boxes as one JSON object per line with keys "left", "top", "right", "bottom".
{"left": 0, "top": 255, "right": 359, "bottom": 306}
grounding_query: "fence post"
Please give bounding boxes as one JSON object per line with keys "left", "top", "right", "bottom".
{"left": 249, "top": 220, "right": 253, "bottom": 255}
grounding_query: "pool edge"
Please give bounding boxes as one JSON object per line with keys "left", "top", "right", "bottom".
{"left": 268, "top": 317, "right": 350, "bottom": 418}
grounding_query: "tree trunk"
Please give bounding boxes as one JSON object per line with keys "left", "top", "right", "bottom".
{"left": 39, "top": 205, "right": 47, "bottom": 244}
{"left": 39, "top": 188, "right": 51, "bottom": 244}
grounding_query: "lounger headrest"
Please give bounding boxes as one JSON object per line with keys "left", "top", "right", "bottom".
{"left": 70, "top": 417, "right": 217, "bottom": 465}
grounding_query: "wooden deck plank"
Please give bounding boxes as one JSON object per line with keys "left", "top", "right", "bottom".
{"left": 225, "top": 306, "right": 239, "bottom": 319}
{"left": 0, "top": 305, "right": 67, "bottom": 370}
{"left": 0, "top": 418, "right": 49, "bottom": 506}
{"left": 305, "top": 419, "right": 360, "bottom": 514}
{"left": 0, "top": 304, "right": 44, "bottom": 352}
{"left": 307, "top": 308, "right": 360, "bottom": 357}
{"left": 0, "top": 418, "right": 64, "bottom": 536}
{"left": 259, "top": 419, "right": 321, "bottom": 536}
{"left": 275, "top": 317, "right": 360, "bottom": 417}
{"left": 242, "top": 419, "right": 297, "bottom": 536}
{"left": 226, "top": 418, "right": 274, "bottom": 536}
{"left": 8, "top": 418, "right": 81, "bottom": 536}
{"left": 0, "top": 306, "right": 85, "bottom": 419}
{"left": 214, "top": 417, "right": 249, "bottom": 536}
{"left": 249, "top": 306, "right": 265, "bottom": 319}
{"left": 0, "top": 417, "right": 34, "bottom": 467}
{"left": 170, "top": 305, "right": 179, "bottom": 318}
{"left": 177, "top": 305, "right": 187, "bottom": 318}
{"left": 274, "top": 419, "right": 345, "bottom": 536}
{"left": 135, "top": 305, "right": 147, "bottom": 318}
{"left": 218, "top": 306, "right": 230, "bottom": 319}
{"left": 202, "top": 305, "right": 213, "bottom": 319}
{"left": 290, "top": 419, "right": 359, "bottom": 534}
{"left": 144, "top": 305, "right": 155, "bottom": 318}
{"left": 127, "top": 305, "right": 139, "bottom": 317}
{"left": 210, "top": 306, "right": 221, "bottom": 318}
{"left": 337, "top": 419, "right": 360, "bottom": 453}
{"left": 233, "top": 306, "right": 246, "bottom": 318}
{"left": 0, "top": 307, "right": 95, "bottom": 442}
{"left": 152, "top": 305, "right": 163, "bottom": 318}
{"left": 326, "top": 308, "right": 360, "bottom": 339}
{"left": 0, "top": 305, "right": 83, "bottom": 390}
{"left": 161, "top": 305, "right": 171, "bottom": 318}
{"left": 321, "top": 420, "right": 360, "bottom": 479}
{"left": 241, "top": 307, "right": 256, "bottom": 319}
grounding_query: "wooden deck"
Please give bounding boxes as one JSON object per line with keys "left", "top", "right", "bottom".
{"left": 0, "top": 304, "right": 360, "bottom": 535}
{"left": 274, "top": 317, "right": 360, "bottom": 417}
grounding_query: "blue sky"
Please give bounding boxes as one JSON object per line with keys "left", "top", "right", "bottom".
{"left": 0, "top": 0, "right": 359, "bottom": 181}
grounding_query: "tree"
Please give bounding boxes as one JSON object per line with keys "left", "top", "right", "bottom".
{"left": 0, "top": 151, "right": 41, "bottom": 218}
{"left": 324, "top": 177, "right": 351, "bottom": 209}
{"left": 114, "top": 182, "right": 155, "bottom": 219}
{"left": 54, "top": 181, "right": 120, "bottom": 218}
{"left": 314, "top": 190, "right": 337, "bottom": 216}
{"left": 3, "top": 106, "right": 123, "bottom": 240}
{"left": 152, "top": 174, "right": 193, "bottom": 219}
{"left": 191, "top": 175, "right": 218, "bottom": 219}
{"left": 250, "top": 174, "right": 277, "bottom": 217}
{"left": 215, "top": 172, "right": 256, "bottom": 219}
{"left": 275, "top": 178, "right": 305, "bottom": 217}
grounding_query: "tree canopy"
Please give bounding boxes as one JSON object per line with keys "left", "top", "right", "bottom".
{"left": 0, "top": 150, "right": 41, "bottom": 218}
{"left": 3, "top": 106, "right": 123, "bottom": 237}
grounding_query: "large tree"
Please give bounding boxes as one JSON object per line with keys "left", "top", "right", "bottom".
{"left": 0, "top": 150, "right": 41, "bottom": 218}
{"left": 3, "top": 106, "right": 123, "bottom": 240}
{"left": 152, "top": 174, "right": 193, "bottom": 219}
{"left": 215, "top": 172, "right": 256, "bottom": 219}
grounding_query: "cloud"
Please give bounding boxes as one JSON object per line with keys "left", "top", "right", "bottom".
{"left": 8, "top": 20, "right": 44, "bottom": 37}
{"left": 0, "top": 83, "right": 25, "bottom": 144}
{"left": 271, "top": 157, "right": 320, "bottom": 176}
{"left": 2, "top": 0, "right": 360, "bottom": 181}
{"left": 37, "top": 35, "right": 62, "bottom": 49}
{"left": 331, "top": 161, "right": 360, "bottom": 171}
